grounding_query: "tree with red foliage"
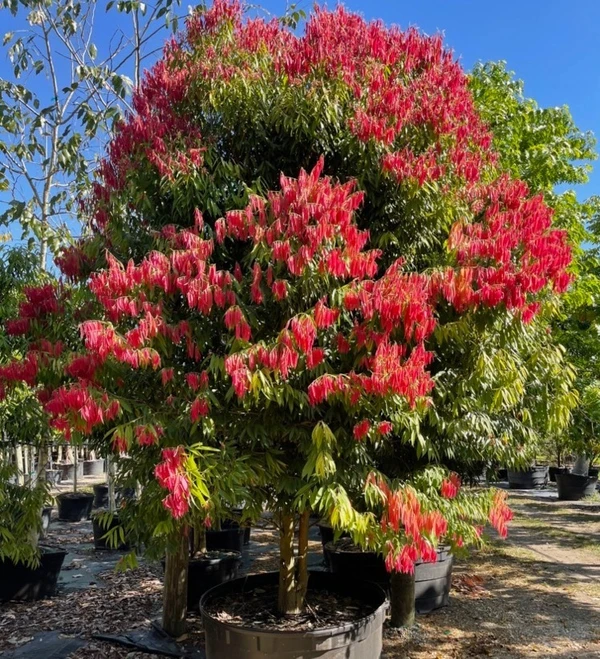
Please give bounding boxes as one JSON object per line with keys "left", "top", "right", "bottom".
{"left": 0, "top": 1, "right": 573, "bottom": 634}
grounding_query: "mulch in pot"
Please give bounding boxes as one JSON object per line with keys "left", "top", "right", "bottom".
{"left": 204, "top": 581, "right": 376, "bottom": 632}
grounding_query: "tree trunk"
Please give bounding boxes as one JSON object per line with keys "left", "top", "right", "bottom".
{"left": 389, "top": 571, "right": 415, "bottom": 628}
{"left": 277, "top": 509, "right": 310, "bottom": 616}
{"left": 107, "top": 455, "right": 117, "bottom": 514}
{"left": 162, "top": 530, "right": 189, "bottom": 637}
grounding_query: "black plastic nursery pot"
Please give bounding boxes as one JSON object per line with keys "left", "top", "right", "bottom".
{"left": 92, "top": 513, "right": 129, "bottom": 551}
{"left": 414, "top": 546, "right": 454, "bottom": 613}
{"left": 206, "top": 525, "right": 246, "bottom": 553}
{"left": 56, "top": 492, "right": 94, "bottom": 522}
{"left": 84, "top": 459, "right": 105, "bottom": 476}
{"left": 507, "top": 466, "right": 549, "bottom": 489}
{"left": 93, "top": 484, "right": 109, "bottom": 509}
{"left": 200, "top": 571, "right": 388, "bottom": 659}
{"left": 556, "top": 472, "right": 599, "bottom": 501}
{"left": 160, "top": 551, "right": 242, "bottom": 611}
{"left": 60, "top": 461, "right": 84, "bottom": 482}
{"left": 0, "top": 548, "right": 67, "bottom": 602}
{"left": 549, "top": 466, "right": 569, "bottom": 483}
{"left": 230, "top": 509, "right": 252, "bottom": 545}
{"left": 188, "top": 551, "right": 242, "bottom": 611}
{"left": 324, "top": 540, "right": 453, "bottom": 614}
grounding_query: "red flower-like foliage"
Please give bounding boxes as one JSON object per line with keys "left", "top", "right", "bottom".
{"left": 440, "top": 473, "right": 461, "bottom": 499}
{"left": 367, "top": 473, "right": 448, "bottom": 574}
{"left": 155, "top": 447, "right": 191, "bottom": 518}
{"left": 488, "top": 490, "right": 514, "bottom": 539}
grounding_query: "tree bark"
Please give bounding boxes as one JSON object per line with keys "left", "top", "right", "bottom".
{"left": 162, "top": 530, "right": 189, "bottom": 637}
{"left": 277, "top": 509, "right": 310, "bottom": 616}
{"left": 278, "top": 511, "right": 298, "bottom": 615}
{"left": 389, "top": 571, "right": 416, "bottom": 628}
{"left": 296, "top": 509, "right": 310, "bottom": 609}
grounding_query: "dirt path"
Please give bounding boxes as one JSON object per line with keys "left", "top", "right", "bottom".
{"left": 384, "top": 487, "right": 600, "bottom": 658}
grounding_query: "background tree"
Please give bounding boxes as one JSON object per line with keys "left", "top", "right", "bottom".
{"left": 0, "top": 0, "right": 182, "bottom": 267}
{"left": 470, "top": 61, "right": 599, "bottom": 471}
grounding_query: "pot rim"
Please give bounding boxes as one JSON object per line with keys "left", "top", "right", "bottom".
{"left": 56, "top": 491, "right": 94, "bottom": 500}
{"left": 200, "top": 570, "right": 388, "bottom": 638}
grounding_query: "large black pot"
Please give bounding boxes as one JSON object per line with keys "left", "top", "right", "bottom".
{"left": 188, "top": 551, "right": 242, "bottom": 611}
{"left": 0, "top": 548, "right": 67, "bottom": 602}
{"left": 160, "top": 551, "right": 242, "bottom": 611}
{"left": 92, "top": 513, "right": 129, "bottom": 551}
{"left": 206, "top": 525, "right": 245, "bottom": 553}
{"left": 414, "top": 546, "right": 453, "bottom": 613}
{"left": 556, "top": 472, "right": 599, "bottom": 501}
{"left": 230, "top": 509, "right": 252, "bottom": 545}
{"left": 325, "top": 540, "right": 452, "bottom": 613}
{"left": 84, "top": 459, "right": 105, "bottom": 476}
{"left": 56, "top": 492, "right": 94, "bottom": 522}
{"left": 317, "top": 522, "right": 349, "bottom": 568}
{"left": 93, "top": 484, "right": 109, "bottom": 509}
{"left": 507, "top": 466, "right": 549, "bottom": 489}
{"left": 549, "top": 466, "right": 568, "bottom": 483}
{"left": 201, "top": 571, "right": 387, "bottom": 659}
{"left": 60, "top": 462, "right": 84, "bottom": 482}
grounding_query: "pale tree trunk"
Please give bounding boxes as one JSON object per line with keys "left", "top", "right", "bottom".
{"left": 278, "top": 509, "right": 310, "bottom": 616}
{"left": 107, "top": 455, "right": 116, "bottom": 514}
{"left": 162, "top": 530, "right": 189, "bottom": 637}
{"left": 73, "top": 448, "right": 78, "bottom": 492}
{"left": 15, "top": 445, "right": 25, "bottom": 485}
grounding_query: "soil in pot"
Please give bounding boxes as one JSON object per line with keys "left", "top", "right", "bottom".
{"left": 556, "top": 472, "right": 599, "bottom": 501}
{"left": 507, "top": 466, "right": 548, "bottom": 489}
{"left": 201, "top": 571, "right": 387, "bottom": 659}
{"left": 56, "top": 492, "right": 94, "bottom": 522}
{"left": 0, "top": 547, "right": 67, "bottom": 602}
{"left": 92, "top": 513, "right": 129, "bottom": 551}
{"left": 549, "top": 466, "right": 569, "bottom": 483}
{"left": 206, "top": 525, "right": 245, "bottom": 553}
{"left": 325, "top": 539, "right": 452, "bottom": 614}
{"left": 83, "top": 459, "right": 105, "bottom": 476}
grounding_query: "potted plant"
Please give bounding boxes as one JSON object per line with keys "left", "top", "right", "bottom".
{"left": 0, "top": 1, "right": 575, "bottom": 653}
{"left": 0, "top": 461, "right": 66, "bottom": 602}
{"left": 507, "top": 464, "right": 549, "bottom": 489}
{"left": 55, "top": 448, "right": 94, "bottom": 522}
